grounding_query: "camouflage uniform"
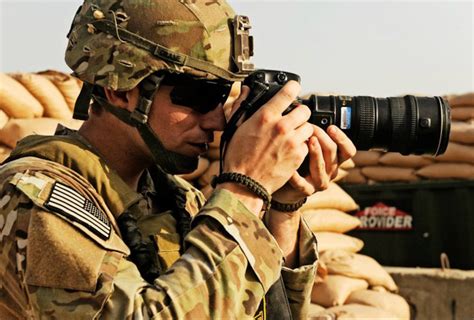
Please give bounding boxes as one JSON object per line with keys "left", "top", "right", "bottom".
{"left": 0, "top": 128, "right": 318, "bottom": 319}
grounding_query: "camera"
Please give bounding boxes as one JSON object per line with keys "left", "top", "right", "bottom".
{"left": 240, "top": 69, "right": 451, "bottom": 156}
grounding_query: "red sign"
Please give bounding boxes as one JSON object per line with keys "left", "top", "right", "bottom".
{"left": 355, "top": 202, "right": 413, "bottom": 231}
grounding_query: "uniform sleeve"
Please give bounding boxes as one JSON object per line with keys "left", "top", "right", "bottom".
{"left": 281, "top": 217, "right": 319, "bottom": 319}
{"left": 2, "top": 186, "right": 285, "bottom": 319}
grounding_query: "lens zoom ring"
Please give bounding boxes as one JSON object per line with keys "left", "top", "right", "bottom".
{"left": 390, "top": 97, "right": 417, "bottom": 153}
{"left": 357, "top": 97, "right": 376, "bottom": 150}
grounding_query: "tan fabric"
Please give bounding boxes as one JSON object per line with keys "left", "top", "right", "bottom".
{"left": 303, "top": 182, "right": 359, "bottom": 212}
{"left": 0, "top": 118, "right": 83, "bottom": 148}
{"left": 451, "top": 107, "right": 474, "bottom": 121}
{"left": 352, "top": 151, "right": 382, "bottom": 167}
{"left": 446, "top": 92, "right": 474, "bottom": 107}
{"left": 38, "top": 70, "right": 82, "bottom": 111}
{"left": 416, "top": 163, "right": 474, "bottom": 179}
{"left": 346, "top": 289, "right": 410, "bottom": 320}
{"left": 316, "top": 260, "right": 328, "bottom": 283}
{"left": 0, "top": 110, "right": 8, "bottom": 130}
{"left": 450, "top": 121, "right": 474, "bottom": 144}
{"left": 0, "top": 73, "right": 44, "bottom": 118}
{"left": 198, "top": 160, "right": 219, "bottom": 186}
{"left": 307, "top": 303, "right": 325, "bottom": 317}
{"left": 339, "top": 158, "right": 355, "bottom": 170}
{"left": 311, "top": 275, "right": 369, "bottom": 307}
{"left": 0, "top": 145, "right": 12, "bottom": 163}
{"left": 435, "top": 142, "right": 474, "bottom": 164}
{"left": 379, "top": 153, "right": 434, "bottom": 168}
{"left": 318, "top": 303, "right": 398, "bottom": 319}
{"left": 342, "top": 168, "right": 367, "bottom": 184}
{"left": 11, "top": 73, "right": 72, "bottom": 119}
{"left": 361, "top": 166, "right": 419, "bottom": 182}
{"left": 178, "top": 157, "right": 210, "bottom": 181}
{"left": 303, "top": 209, "right": 360, "bottom": 233}
{"left": 320, "top": 250, "right": 398, "bottom": 292}
{"left": 315, "top": 232, "right": 364, "bottom": 253}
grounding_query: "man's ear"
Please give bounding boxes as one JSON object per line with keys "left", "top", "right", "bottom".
{"left": 104, "top": 87, "right": 140, "bottom": 112}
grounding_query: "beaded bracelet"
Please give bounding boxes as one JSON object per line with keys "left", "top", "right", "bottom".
{"left": 211, "top": 172, "right": 271, "bottom": 213}
{"left": 270, "top": 198, "right": 307, "bottom": 213}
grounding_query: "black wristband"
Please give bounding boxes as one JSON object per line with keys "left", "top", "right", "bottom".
{"left": 270, "top": 198, "right": 307, "bottom": 213}
{"left": 211, "top": 172, "right": 271, "bottom": 212}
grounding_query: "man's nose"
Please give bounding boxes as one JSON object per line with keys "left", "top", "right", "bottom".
{"left": 200, "top": 104, "right": 226, "bottom": 131}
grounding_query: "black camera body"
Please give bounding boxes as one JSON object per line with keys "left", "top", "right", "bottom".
{"left": 242, "top": 69, "right": 451, "bottom": 156}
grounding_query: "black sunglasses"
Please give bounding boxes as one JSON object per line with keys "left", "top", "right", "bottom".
{"left": 161, "top": 73, "right": 233, "bottom": 114}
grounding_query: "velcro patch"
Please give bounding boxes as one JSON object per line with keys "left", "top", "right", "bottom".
{"left": 44, "top": 182, "right": 111, "bottom": 240}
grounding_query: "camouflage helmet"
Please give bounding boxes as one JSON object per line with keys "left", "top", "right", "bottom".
{"left": 65, "top": 0, "right": 255, "bottom": 91}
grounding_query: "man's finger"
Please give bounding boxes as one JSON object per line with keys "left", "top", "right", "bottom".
{"left": 313, "top": 125, "right": 338, "bottom": 176}
{"left": 307, "top": 136, "right": 330, "bottom": 191}
{"left": 327, "top": 125, "right": 357, "bottom": 163}
{"left": 258, "top": 80, "right": 300, "bottom": 115}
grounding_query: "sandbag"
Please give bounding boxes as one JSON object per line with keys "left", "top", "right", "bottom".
{"left": 446, "top": 92, "right": 474, "bottom": 107}
{"left": 0, "top": 110, "right": 8, "bottom": 129}
{"left": 451, "top": 107, "right": 474, "bottom": 121}
{"left": 416, "top": 163, "right": 474, "bottom": 179}
{"left": 11, "top": 73, "right": 72, "bottom": 119}
{"left": 317, "top": 303, "right": 398, "bottom": 319}
{"left": 315, "top": 232, "right": 364, "bottom": 253}
{"left": 0, "top": 118, "right": 83, "bottom": 148}
{"left": 303, "top": 209, "right": 360, "bottom": 233}
{"left": 450, "top": 121, "right": 474, "bottom": 144}
{"left": 303, "top": 182, "right": 359, "bottom": 212}
{"left": 339, "top": 158, "right": 355, "bottom": 170}
{"left": 316, "top": 260, "right": 328, "bottom": 283}
{"left": 379, "top": 153, "right": 434, "bottom": 168}
{"left": 346, "top": 289, "right": 410, "bottom": 320}
{"left": 352, "top": 151, "right": 382, "bottom": 166}
{"left": 0, "top": 145, "right": 12, "bottom": 163}
{"left": 361, "top": 166, "right": 419, "bottom": 182}
{"left": 435, "top": 142, "right": 474, "bottom": 164}
{"left": 198, "top": 160, "right": 219, "bottom": 186}
{"left": 307, "top": 303, "right": 326, "bottom": 317}
{"left": 342, "top": 168, "right": 367, "bottom": 184}
{"left": 178, "top": 157, "right": 210, "bottom": 181}
{"left": 38, "top": 70, "right": 82, "bottom": 111}
{"left": 0, "top": 73, "right": 44, "bottom": 118}
{"left": 320, "top": 250, "right": 398, "bottom": 292}
{"left": 332, "top": 168, "right": 348, "bottom": 183}
{"left": 311, "top": 275, "right": 369, "bottom": 307}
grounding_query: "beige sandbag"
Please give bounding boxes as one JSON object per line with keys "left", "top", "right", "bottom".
{"left": 317, "top": 303, "right": 398, "bottom": 319}
{"left": 307, "top": 303, "right": 326, "bottom": 317}
{"left": 0, "top": 145, "right": 12, "bottom": 163}
{"left": 379, "top": 153, "right": 434, "bottom": 168}
{"left": 435, "top": 142, "right": 474, "bottom": 164}
{"left": 209, "top": 131, "right": 223, "bottom": 149}
{"left": 352, "top": 151, "right": 382, "bottom": 166}
{"left": 206, "top": 147, "right": 220, "bottom": 160}
{"left": 320, "top": 250, "right": 398, "bottom": 292}
{"left": 316, "top": 260, "right": 328, "bottom": 283}
{"left": 331, "top": 168, "right": 348, "bottom": 182}
{"left": 315, "top": 232, "right": 364, "bottom": 253}
{"left": 416, "top": 163, "right": 474, "bottom": 179}
{"left": 446, "top": 92, "right": 474, "bottom": 107}
{"left": 198, "top": 160, "right": 219, "bottom": 186}
{"left": 0, "top": 110, "right": 8, "bottom": 129}
{"left": 346, "top": 289, "right": 410, "bottom": 320}
{"left": 339, "top": 158, "right": 355, "bottom": 170}
{"left": 11, "top": 73, "right": 72, "bottom": 119}
{"left": 38, "top": 70, "right": 82, "bottom": 111}
{"left": 178, "top": 157, "right": 210, "bottom": 181}
{"left": 450, "top": 121, "right": 474, "bottom": 144}
{"left": 0, "top": 73, "right": 44, "bottom": 118}
{"left": 200, "top": 184, "right": 214, "bottom": 199}
{"left": 342, "top": 168, "right": 367, "bottom": 184}
{"left": 361, "top": 166, "right": 419, "bottom": 182}
{"left": 303, "top": 182, "right": 359, "bottom": 212}
{"left": 311, "top": 275, "right": 369, "bottom": 307}
{"left": 451, "top": 107, "right": 474, "bottom": 121}
{"left": 0, "top": 118, "right": 83, "bottom": 148}
{"left": 303, "top": 209, "right": 360, "bottom": 233}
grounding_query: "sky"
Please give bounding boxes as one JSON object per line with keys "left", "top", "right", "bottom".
{"left": 0, "top": 0, "right": 472, "bottom": 97}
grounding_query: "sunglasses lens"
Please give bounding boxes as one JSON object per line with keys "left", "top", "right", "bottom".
{"left": 165, "top": 75, "right": 232, "bottom": 114}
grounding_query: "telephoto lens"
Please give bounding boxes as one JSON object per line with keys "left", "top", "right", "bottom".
{"left": 300, "top": 95, "right": 451, "bottom": 156}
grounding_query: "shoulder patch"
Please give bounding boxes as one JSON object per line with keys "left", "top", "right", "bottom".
{"left": 44, "top": 182, "right": 111, "bottom": 240}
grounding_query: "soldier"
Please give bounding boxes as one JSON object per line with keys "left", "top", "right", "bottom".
{"left": 0, "top": 0, "right": 356, "bottom": 319}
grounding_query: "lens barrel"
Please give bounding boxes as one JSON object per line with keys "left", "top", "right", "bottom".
{"left": 302, "top": 95, "right": 451, "bottom": 156}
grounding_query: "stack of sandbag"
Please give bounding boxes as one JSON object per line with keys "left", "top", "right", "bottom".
{"left": 299, "top": 185, "right": 410, "bottom": 319}
{"left": 0, "top": 71, "right": 83, "bottom": 161}
{"left": 342, "top": 92, "right": 474, "bottom": 184}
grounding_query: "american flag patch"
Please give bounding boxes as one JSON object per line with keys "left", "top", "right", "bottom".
{"left": 45, "top": 182, "right": 111, "bottom": 240}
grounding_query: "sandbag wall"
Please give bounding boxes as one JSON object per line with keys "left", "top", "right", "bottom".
{"left": 0, "top": 71, "right": 84, "bottom": 161}
{"left": 342, "top": 93, "right": 474, "bottom": 184}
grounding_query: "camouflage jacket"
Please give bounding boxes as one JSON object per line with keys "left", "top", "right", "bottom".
{"left": 0, "top": 131, "right": 318, "bottom": 319}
